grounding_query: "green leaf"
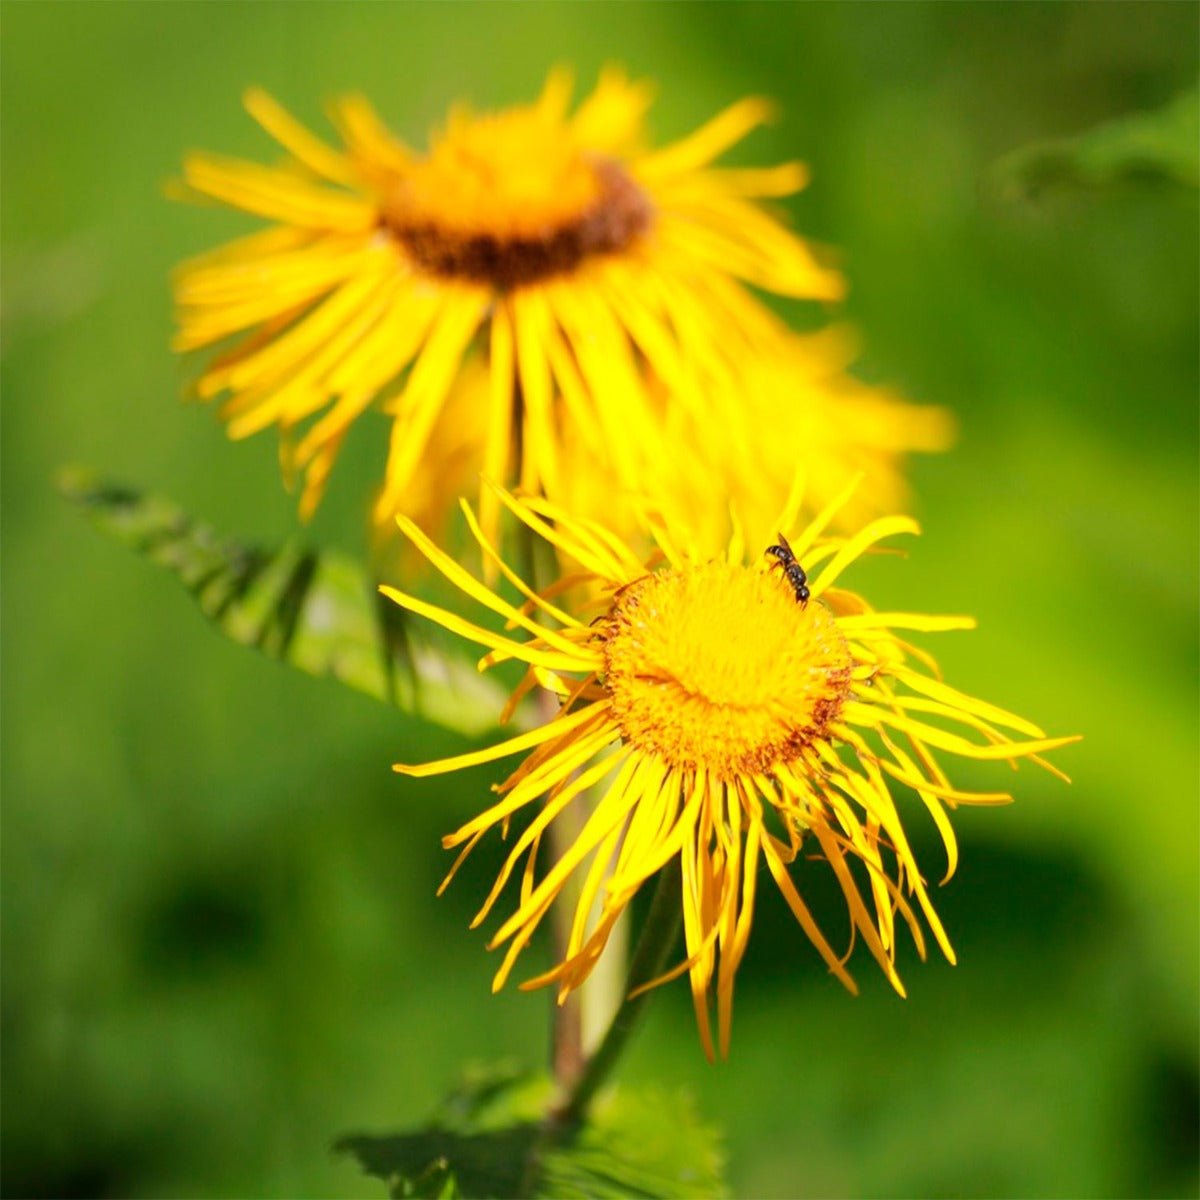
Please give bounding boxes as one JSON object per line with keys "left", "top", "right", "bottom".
{"left": 541, "top": 1087, "right": 727, "bottom": 1200}
{"left": 338, "top": 1066, "right": 727, "bottom": 1200}
{"left": 58, "top": 469, "right": 504, "bottom": 734}
{"left": 337, "top": 1067, "right": 547, "bottom": 1200}
{"left": 991, "top": 85, "right": 1200, "bottom": 199}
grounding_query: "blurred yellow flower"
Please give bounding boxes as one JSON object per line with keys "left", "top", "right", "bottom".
{"left": 383, "top": 484, "right": 1078, "bottom": 1059}
{"left": 551, "top": 326, "right": 956, "bottom": 556}
{"left": 172, "top": 69, "right": 841, "bottom": 542}
{"left": 724, "top": 327, "right": 955, "bottom": 541}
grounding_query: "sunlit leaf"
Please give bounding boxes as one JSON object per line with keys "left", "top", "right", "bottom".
{"left": 59, "top": 469, "right": 504, "bottom": 734}
{"left": 338, "top": 1065, "right": 727, "bottom": 1199}
{"left": 991, "top": 85, "right": 1200, "bottom": 198}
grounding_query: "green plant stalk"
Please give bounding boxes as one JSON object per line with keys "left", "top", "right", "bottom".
{"left": 508, "top": 374, "right": 633, "bottom": 1091}
{"left": 514, "top": 516, "right": 594, "bottom": 1090}
{"left": 505, "top": 378, "right": 587, "bottom": 1089}
{"left": 580, "top": 905, "right": 628, "bottom": 1058}
{"left": 555, "top": 857, "right": 683, "bottom": 1127}
{"left": 537, "top": 684, "right": 587, "bottom": 1088}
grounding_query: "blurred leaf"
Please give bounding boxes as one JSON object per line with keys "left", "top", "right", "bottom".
{"left": 991, "top": 85, "right": 1200, "bottom": 199}
{"left": 58, "top": 469, "right": 504, "bottom": 734}
{"left": 338, "top": 1065, "right": 727, "bottom": 1199}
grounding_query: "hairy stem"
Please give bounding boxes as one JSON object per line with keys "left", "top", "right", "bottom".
{"left": 516, "top": 516, "right": 588, "bottom": 1090}
{"left": 555, "top": 858, "right": 683, "bottom": 1127}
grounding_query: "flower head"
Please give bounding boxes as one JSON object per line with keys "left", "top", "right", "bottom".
{"left": 723, "top": 328, "right": 956, "bottom": 540}
{"left": 172, "top": 69, "right": 841, "bottom": 542}
{"left": 550, "top": 326, "right": 956, "bottom": 556}
{"left": 384, "top": 484, "right": 1078, "bottom": 1058}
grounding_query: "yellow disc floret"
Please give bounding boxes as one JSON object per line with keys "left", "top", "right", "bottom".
{"left": 602, "top": 560, "right": 853, "bottom": 777}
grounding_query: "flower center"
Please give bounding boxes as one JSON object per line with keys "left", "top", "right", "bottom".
{"left": 379, "top": 104, "right": 651, "bottom": 289}
{"left": 601, "top": 561, "right": 854, "bottom": 778}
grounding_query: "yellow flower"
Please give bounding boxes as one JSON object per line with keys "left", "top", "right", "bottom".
{"left": 172, "top": 69, "right": 842, "bottom": 542}
{"left": 551, "top": 326, "right": 956, "bottom": 555}
{"left": 723, "top": 327, "right": 956, "bottom": 541}
{"left": 382, "top": 484, "right": 1078, "bottom": 1059}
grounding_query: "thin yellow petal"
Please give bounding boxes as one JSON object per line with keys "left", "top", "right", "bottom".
{"left": 637, "top": 96, "right": 776, "bottom": 180}
{"left": 837, "top": 612, "right": 976, "bottom": 634}
{"left": 393, "top": 700, "right": 608, "bottom": 780}
{"left": 812, "top": 516, "right": 920, "bottom": 596}
{"left": 243, "top": 88, "right": 358, "bottom": 185}
{"left": 379, "top": 585, "right": 591, "bottom": 675}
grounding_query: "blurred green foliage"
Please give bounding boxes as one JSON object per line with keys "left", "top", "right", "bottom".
{"left": 2, "top": 3, "right": 1197, "bottom": 1197}
{"left": 991, "top": 84, "right": 1200, "bottom": 197}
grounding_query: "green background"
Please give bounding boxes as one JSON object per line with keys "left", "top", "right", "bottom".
{"left": 3, "top": 3, "right": 1197, "bottom": 1196}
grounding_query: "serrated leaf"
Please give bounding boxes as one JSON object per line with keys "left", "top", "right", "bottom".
{"left": 338, "top": 1066, "right": 727, "bottom": 1200}
{"left": 991, "top": 85, "right": 1200, "bottom": 199}
{"left": 59, "top": 469, "right": 504, "bottom": 734}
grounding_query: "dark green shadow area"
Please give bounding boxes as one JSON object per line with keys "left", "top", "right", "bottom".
{"left": 338, "top": 1126, "right": 542, "bottom": 1200}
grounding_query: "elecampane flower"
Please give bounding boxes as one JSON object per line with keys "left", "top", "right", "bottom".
{"left": 721, "top": 327, "right": 956, "bottom": 540}
{"left": 549, "top": 326, "right": 955, "bottom": 556}
{"left": 172, "top": 69, "right": 842, "bottom": 542}
{"left": 383, "top": 484, "right": 1078, "bottom": 1059}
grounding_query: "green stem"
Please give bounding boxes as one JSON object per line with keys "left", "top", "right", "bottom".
{"left": 555, "top": 858, "right": 683, "bottom": 1127}
{"left": 515, "top": 515, "right": 588, "bottom": 1089}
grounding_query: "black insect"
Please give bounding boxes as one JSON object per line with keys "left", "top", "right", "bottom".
{"left": 765, "top": 533, "right": 810, "bottom": 605}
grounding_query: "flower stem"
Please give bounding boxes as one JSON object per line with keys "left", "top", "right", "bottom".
{"left": 540, "top": 683, "right": 587, "bottom": 1088}
{"left": 515, "top": 514, "right": 590, "bottom": 1090}
{"left": 555, "top": 857, "right": 683, "bottom": 1127}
